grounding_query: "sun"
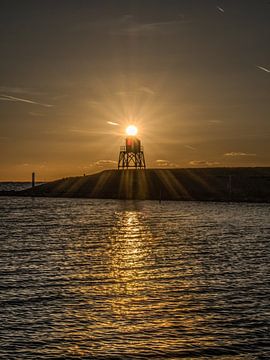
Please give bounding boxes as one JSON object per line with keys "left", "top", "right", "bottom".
{"left": 126, "top": 125, "right": 138, "bottom": 136}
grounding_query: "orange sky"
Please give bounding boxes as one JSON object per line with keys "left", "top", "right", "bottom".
{"left": 0, "top": 0, "right": 269, "bottom": 181}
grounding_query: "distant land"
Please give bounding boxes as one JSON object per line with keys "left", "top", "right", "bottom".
{"left": 1, "top": 168, "right": 270, "bottom": 203}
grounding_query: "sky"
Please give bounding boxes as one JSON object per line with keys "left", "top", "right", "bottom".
{"left": 0, "top": 0, "right": 269, "bottom": 180}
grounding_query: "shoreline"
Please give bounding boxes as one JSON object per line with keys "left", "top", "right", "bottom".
{"left": 1, "top": 167, "right": 269, "bottom": 203}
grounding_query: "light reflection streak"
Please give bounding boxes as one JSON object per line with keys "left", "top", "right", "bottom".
{"left": 2, "top": 199, "right": 266, "bottom": 357}
{"left": 107, "top": 210, "right": 155, "bottom": 317}
{"left": 60, "top": 205, "right": 217, "bottom": 356}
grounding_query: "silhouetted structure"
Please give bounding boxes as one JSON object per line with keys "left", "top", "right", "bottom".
{"left": 32, "top": 172, "right": 35, "bottom": 187}
{"left": 118, "top": 136, "right": 146, "bottom": 169}
{"left": 1, "top": 168, "right": 270, "bottom": 203}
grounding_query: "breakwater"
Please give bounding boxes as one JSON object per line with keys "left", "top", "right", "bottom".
{"left": 1, "top": 167, "right": 270, "bottom": 202}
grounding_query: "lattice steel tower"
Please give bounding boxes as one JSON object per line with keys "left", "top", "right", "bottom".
{"left": 118, "top": 134, "right": 146, "bottom": 169}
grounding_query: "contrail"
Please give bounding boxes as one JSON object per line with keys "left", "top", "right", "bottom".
{"left": 184, "top": 144, "right": 196, "bottom": 151}
{"left": 217, "top": 6, "right": 225, "bottom": 13}
{"left": 107, "top": 121, "right": 119, "bottom": 126}
{"left": 257, "top": 66, "right": 270, "bottom": 73}
{"left": 0, "top": 94, "right": 53, "bottom": 107}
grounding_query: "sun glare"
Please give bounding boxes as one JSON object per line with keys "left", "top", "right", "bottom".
{"left": 126, "top": 125, "right": 138, "bottom": 136}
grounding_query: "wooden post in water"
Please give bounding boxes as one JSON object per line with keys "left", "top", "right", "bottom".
{"left": 228, "top": 175, "right": 232, "bottom": 201}
{"left": 32, "top": 172, "right": 35, "bottom": 188}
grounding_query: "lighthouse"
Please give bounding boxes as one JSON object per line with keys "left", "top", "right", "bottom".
{"left": 118, "top": 125, "right": 146, "bottom": 169}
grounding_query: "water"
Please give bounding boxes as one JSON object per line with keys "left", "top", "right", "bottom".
{"left": 0, "top": 182, "right": 43, "bottom": 192}
{"left": 0, "top": 197, "right": 269, "bottom": 359}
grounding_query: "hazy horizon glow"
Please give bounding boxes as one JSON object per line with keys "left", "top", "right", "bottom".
{"left": 0, "top": 0, "right": 269, "bottom": 181}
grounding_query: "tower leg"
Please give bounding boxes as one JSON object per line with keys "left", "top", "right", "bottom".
{"left": 118, "top": 150, "right": 146, "bottom": 169}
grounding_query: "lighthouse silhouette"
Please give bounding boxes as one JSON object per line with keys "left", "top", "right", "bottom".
{"left": 118, "top": 126, "right": 146, "bottom": 169}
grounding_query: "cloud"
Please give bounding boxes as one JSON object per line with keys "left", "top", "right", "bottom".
{"left": 107, "top": 121, "right": 119, "bottom": 126}
{"left": 124, "top": 20, "right": 189, "bottom": 34}
{"left": 117, "top": 15, "right": 190, "bottom": 36}
{"left": 189, "top": 160, "right": 220, "bottom": 166}
{"left": 79, "top": 160, "right": 117, "bottom": 171}
{"left": 94, "top": 160, "right": 117, "bottom": 168}
{"left": 29, "top": 111, "right": 46, "bottom": 117}
{"left": 115, "top": 91, "right": 129, "bottom": 97}
{"left": 256, "top": 66, "right": 270, "bottom": 73}
{"left": 72, "top": 14, "right": 190, "bottom": 37}
{"left": 224, "top": 152, "right": 256, "bottom": 157}
{"left": 116, "top": 86, "right": 155, "bottom": 97}
{"left": 0, "top": 97, "right": 12, "bottom": 101}
{"left": 78, "top": 164, "right": 94, "bottom": 171}
{"left": 17, "top": 162, "right": 47, "bottom": 169}
{"left": 138, "top": 86, "right": 155, "bottom": 96}
{"left": 156, "top": 159, "right": 179, "bottom": 168}
{"left": 184, "top": 144, "right": 196, "bottom": 151}
{"left": 0, "top": 86, "right": 43, "bottom": 95}
{"left": 0, "top": 94, "right": 53, "bottom": 107}
{"left": 88, "top": 100, "right": 101, "bottom": 108}
{"left": 208, "top": 120, "right": 223, "bottom": 124}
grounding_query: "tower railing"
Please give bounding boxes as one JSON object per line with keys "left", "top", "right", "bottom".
{"left": 119, "top": 145, "right": 144, "bottom": 152}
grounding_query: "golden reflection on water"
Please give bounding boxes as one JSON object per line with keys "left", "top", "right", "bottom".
{"left": 3, "top": 199, "right": 267, "bottom": 358}
{"left": 108, "top": 210, "right": 155, "bottom": 316}
{"left": 62, "top": 207, "right": 217, "bottom": 356}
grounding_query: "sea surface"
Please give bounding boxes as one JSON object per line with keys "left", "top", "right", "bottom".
{"left": 0, "top": 195, "right": 269, "bottom": 359}
{"left": 0, "top": 182, "right": 43, "bottom": 192}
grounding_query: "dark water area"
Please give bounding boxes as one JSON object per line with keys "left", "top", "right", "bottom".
{"left": 0, "top": 197, "right": 269, "bottom": 359}
{"left": 0, "top": 182, "right": 43, "bottom": 192}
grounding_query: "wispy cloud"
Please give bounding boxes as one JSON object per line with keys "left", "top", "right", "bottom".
{"left": 208, "top": 120, "right": 223, "bottom": 124}
{"left": 74, "top": 15, "right": 190, "bottom": 36}
{"left": 128, "top": 20, "right": 189, "bottom": 34}
{"left": 115, "top": 86, "right": 155, "bottom": 98}
{"left": 79, "top": 160, "right": 117, "bottom": 171}
{"left": 17, "top": 162, "right": 47, "bottom": 169}
{"left": 138, "top": 86, "right": 155, "bottom": 96}
{"left": 118, "top": 15, "right": 190, "bottom": 35}
{"left": 224, "top": 152, "right": 256, "bottom": 157}
{"left": 0, "top": 96, "right": 12, "bottom": 101}
{"left": 184, "top": 144, "right": 196, "bottom": 151}
{"left": 29, "top": 111, "right": 46, "bottom": 117}
{"left": 95, "top": 160, "right": 117, "bottom": 168}
{"left": 256, "top": 66, "right": 270, "bottom": 73}
{"left": 189, "top": 160, "right": 220, "bottom": 166}
{"left": 88, "top": 100, "right": 101, "bottom": 108}
{"left": 0, "top": 94, "right": 53, "bottom": 107}
{"left": 0, "top": 86, "right": 43, "bottom": 95}
{"left": 156, "top": 159, "right": 179, "bottom": 168}
{"left": 115, "top": 91, "right": 129, "bottom": 97}
{"left": 107, "top": 121, "right": 119, "bottom": 126}
{"left": 78, "top": 164, "right": 94, "bottom": 171}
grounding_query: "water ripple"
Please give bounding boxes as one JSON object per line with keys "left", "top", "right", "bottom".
{"left": 0, "top": 197, "right": 269, "bottom": 359}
